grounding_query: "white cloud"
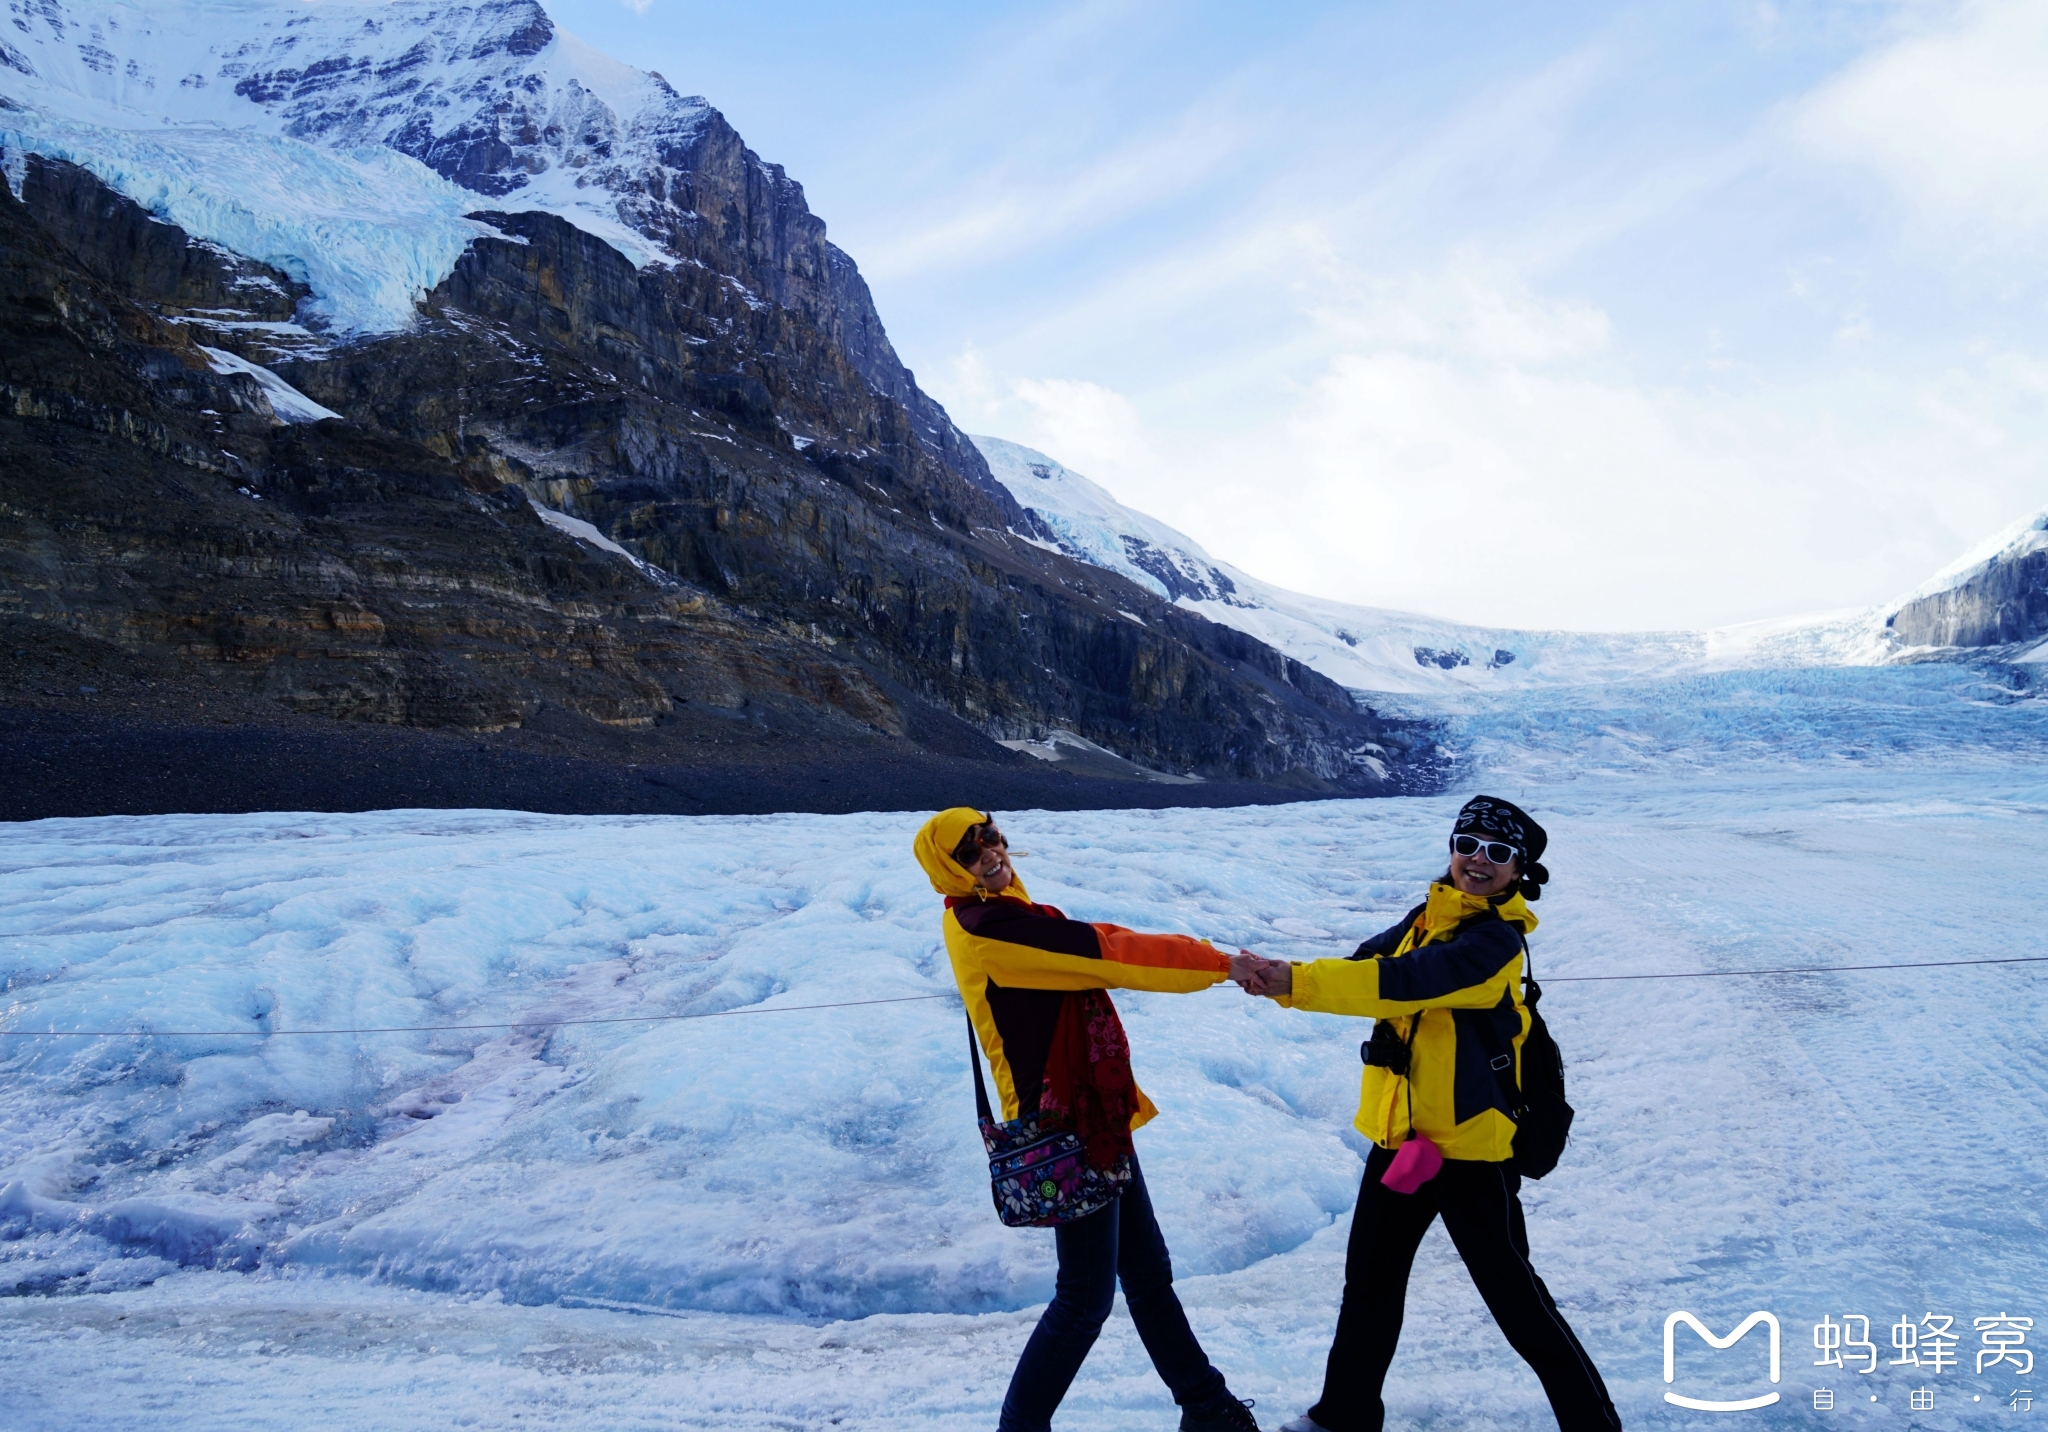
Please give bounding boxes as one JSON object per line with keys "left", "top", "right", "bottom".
{"left": 1221, "top": 353, "right": 1782, "bottom": 627}
{"left": 1008, "top": 378, "right": 1159, "bottom": 481}
{"left": 957, "top": 242, "right": 2048, "bottom": 630}
{"left": 855, "top": 106, "right": 1250, "bottom": 283}
{"left": 1795, "top": 0, "right": 2048, "bottom": 240}
{"left": 901, "top": 4, "right": 2048, "bottom": 631}
{"left": 1178, "top": 353, "right": 2031, "bottom": 630}
{"left": 947, "top": 367, "right": 1177, "bottom": 513}
{"left": 1305, "top": 254, "right": 1614, "bottom": 366}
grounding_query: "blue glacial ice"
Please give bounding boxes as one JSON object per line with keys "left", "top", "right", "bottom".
{"left": 0, "top": 110, "right": 498, "bottom": 335}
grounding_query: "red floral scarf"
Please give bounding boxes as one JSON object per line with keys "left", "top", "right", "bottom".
{"left": 1036, "top": 989, "right": 1140, "bottom": 1170}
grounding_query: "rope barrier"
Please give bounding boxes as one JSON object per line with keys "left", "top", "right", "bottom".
{"left": 1541, "top": 954, "right": 2048, "bottom": 982}
{"left": 0, "top": 954, "right": 2042, "bottom": 1040}
{"left": 0, "top": 993, "right": 953, "bottom": 1039}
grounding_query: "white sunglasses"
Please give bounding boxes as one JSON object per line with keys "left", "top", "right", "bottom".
{"left": 1449, "top": 833, "right": 1518, "bottom": 864}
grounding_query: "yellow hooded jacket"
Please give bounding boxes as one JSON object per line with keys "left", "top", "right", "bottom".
{"left": 914, "top": 807, "right": 1228, "bottom": 1128}
{"left": 1284, "top": 881, "right": 1537, "bottom": 1161}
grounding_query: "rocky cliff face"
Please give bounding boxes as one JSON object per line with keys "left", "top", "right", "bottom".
{"left": 0, "top": 0, "right": 1437, "bottom": 798}
{"left": 0, "top": 154, "right": 916, "bottom": 743}
{"left": 1, "top": 153, "right": 1431, "bottom": 795}
{"left": 1889, "top": 517, "right": 2048, "bottom": 650}
{"left": 271, "top": 203, "right": 1415, "bottom": 789}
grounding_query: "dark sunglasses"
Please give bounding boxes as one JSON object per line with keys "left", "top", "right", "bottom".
{"left": 1450, "top": 833, "right": 1518, "bottom": 865}
{"left": 952, "top": 822, "right": 1007, "bottom": 869}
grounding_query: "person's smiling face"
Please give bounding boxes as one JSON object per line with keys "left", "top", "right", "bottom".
{"left": 1448, "top": 839, "right": 1519, "bottom": 898}
{"left": 957, "top": 824, "right": 1014, "bottom": 892}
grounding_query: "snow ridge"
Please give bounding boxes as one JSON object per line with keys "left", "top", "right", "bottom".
{"left": 1896, "top": 502, "right": 2048, "bottom": 606}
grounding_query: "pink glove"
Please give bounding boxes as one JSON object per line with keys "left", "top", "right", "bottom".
{"left": 1380, "top": 1133, "right": 1443, "bottom": 1194}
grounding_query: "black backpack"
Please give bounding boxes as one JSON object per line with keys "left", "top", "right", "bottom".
{"left": 1505, "top": 958, "right": 1574, "bottom": 1179}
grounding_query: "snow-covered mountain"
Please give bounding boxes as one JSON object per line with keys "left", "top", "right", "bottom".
{"left": 0, "top": 0, "right": 693, "bottom": 250}
{"left": 975, "top": 436, "right": 2046, "bottom": 695}
{"left": 2, "top": 1, "right": 644, "bottom": 330}
{"left": 0, "top": 0, "right": 1008, "bottom": 497}
{"left": 2, "top": 1, "right": 1425, "bottom": 795}
{"left": 0, "top": 0, "right": 906, "bottom": 388}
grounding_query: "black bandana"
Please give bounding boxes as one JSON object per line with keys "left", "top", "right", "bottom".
{"left": 1453, "top": 795, "right": 1550, "bottom": 900}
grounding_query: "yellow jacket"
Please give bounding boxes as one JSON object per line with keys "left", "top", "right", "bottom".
{"left": 913, "top": 808, "right": 1228, "bottom": 1128}
{"left": 1285, "top": 881, "right": 1536, "bottom": 1160}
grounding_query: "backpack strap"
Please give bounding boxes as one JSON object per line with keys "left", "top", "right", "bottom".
{"left": 1490, "top": 924, "right": 1535, "bottom": 1108}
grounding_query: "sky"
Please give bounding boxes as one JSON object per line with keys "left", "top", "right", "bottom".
{"left": 541, "top": 0, "right": 2048, "bottom": 632}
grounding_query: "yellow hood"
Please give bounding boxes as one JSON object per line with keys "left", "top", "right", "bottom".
{"left": 912, "top": 807, "right": 1030, "bottom": 900}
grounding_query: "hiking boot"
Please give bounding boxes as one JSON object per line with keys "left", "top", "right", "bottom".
{"left": 1276, "top": 1417, "right": 1332, "bottom": 1432}
{"left": 1181, "top": 1393, "right": 1261, "bottom": 1432}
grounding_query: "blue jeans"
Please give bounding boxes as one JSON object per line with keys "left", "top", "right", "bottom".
{"left": 997, "top": 1156, "right": 1227, "bottom": 1432}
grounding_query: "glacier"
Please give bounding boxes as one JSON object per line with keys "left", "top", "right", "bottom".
{"left": 0, "top": 0, "right": 707, "bottom": 333}
{"left": 3, "top": 662, "right": 2045, "bottom": 1429}
{"left": 0, "top": 109, "right": 500, "bottom": 334}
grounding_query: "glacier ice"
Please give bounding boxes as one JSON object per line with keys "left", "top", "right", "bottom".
{"left": 0, "top": 0, "right": 718, "bottom": 333}
{"left": 1, "top": 110, "right": 497, "bottom": 334}
{"left": 2, "top": 666, "right": 2046, "bottom": 1428}
{"left": 528, "top": 499, "right": 674, "bottom": 585}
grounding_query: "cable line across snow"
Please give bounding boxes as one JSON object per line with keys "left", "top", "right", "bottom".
{"left": 1, "top": 954, "right": 2044, "bottom": 1040}
{"left": 1540, "top": 953, "right": 2048, "bottom": 982}
{"left": 0, "top": 993, "right": 955, "bottom": 1039}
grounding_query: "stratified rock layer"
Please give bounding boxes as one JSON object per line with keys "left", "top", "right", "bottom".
{"left": 1, "top": 155, "right": 1433, "bottom": 799}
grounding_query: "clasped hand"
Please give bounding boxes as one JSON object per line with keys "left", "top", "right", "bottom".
{"left": 1227, "top": 949, "right": 1292, "bottom": 997}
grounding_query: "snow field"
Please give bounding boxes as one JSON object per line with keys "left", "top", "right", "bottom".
{"left": 197, "top": 347, "right": 343, "bottom": 423}
{"left": 3, "top": 666, "right": 2047, "bottom": 1429}
{"left": 0, "top": 808, "right": 1387, "bottom": 1318}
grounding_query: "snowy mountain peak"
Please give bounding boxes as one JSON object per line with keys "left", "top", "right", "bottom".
{"left": 1898, "top": 504, "right": 2048, "bottom": 606}
{"left": 2, "top": 0, "right": 716, "bottom": 270}
{"left": 2, "top": 0, "right": 949, "bottom": 439}
{"left": 976, "top": 436, "right": 1248, "bottom": 607}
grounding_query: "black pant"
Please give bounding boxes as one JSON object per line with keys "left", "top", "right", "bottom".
{"left": 997, "top": 1156, "right": 1227, "bottom": 1432}
{"left": 1308, "top": 1147, "right": 1622, "bottom": 1432}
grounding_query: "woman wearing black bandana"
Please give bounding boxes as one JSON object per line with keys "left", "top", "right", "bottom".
{"left": 1231, "top": 796, "right": 1621, "bottom": 1432}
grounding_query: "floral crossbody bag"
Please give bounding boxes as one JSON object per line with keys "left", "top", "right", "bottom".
{"left": 966, "top": 1014, "right": 1133, "bottom": 1228}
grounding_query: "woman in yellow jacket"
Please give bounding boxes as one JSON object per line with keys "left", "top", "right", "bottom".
{"left": 914, "top": 806, "right": 1260, "bottom": 1432}
{"left": 1233, "top": 796, "right": 1621, "bottom": 1432}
